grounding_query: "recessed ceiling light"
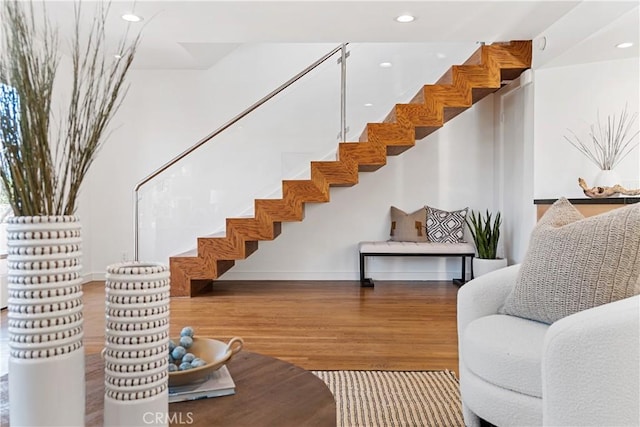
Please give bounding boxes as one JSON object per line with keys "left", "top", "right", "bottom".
{"left": 379, "top": 62, "right": 392, "bottom": 68}
{"left": 121, "top": 13, "right": 142, "bottom": 22}
{"left": 616, "top": 42, "right": 633, "bottom": 49}
{"left": 395, "top": 14, "right": 415, "bottom": 23}
{"left": 364, "top": 103, "right": 373, "bottom": 107}
{"left": 436, "top": 53, "right": 447, "bottom": 59}
{"left": 114, "top": 54, "right": 122, "bottom": 59}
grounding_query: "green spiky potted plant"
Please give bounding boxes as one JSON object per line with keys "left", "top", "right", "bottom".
{"left": 466, "top": 210, "right": 507, "bottom": 278}
{"left": 0, "top": 1, "right": 139, "bottom": 425}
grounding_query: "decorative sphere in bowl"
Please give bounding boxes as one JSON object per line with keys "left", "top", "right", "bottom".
{"left": 168, "top": 336, "right": 243, "bottom": 387}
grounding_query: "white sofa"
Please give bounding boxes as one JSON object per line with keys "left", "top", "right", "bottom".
{"left": 457, "top": 264, "right": 640, "bottom": 427}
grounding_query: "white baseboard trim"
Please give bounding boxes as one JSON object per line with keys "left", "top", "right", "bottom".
{"left": 83, "top": 272, "right": 106, "bottom": 283}
{"left": 221, "top": 271, "right": 460, "bottom": 281}
{"left": 82, "top": 271, "right": 464, "bottom": 283}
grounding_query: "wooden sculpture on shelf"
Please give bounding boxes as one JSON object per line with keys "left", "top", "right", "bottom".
{"left": 578, "top": 177, "right": 640, "bottom": 198}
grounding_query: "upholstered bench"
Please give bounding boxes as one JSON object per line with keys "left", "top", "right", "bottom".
{"left": 358, "top": 241, "right": 476, "bottom": 287}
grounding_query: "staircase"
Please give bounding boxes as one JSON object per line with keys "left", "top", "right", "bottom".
{"left": 169, "top": 40, "right": 532, "bottom": 297}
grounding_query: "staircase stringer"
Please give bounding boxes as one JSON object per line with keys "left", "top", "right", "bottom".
{"left": 169, "top": 40, "right": 532, "bottom": 296}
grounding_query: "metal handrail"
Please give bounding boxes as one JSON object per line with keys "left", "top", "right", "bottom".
{"left": 134, "top": 43, "right": 349, "bottom": 260}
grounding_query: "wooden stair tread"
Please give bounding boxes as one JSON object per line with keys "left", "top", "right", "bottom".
{"left": 169, "top": 40, "right": 533, "bottom": 296}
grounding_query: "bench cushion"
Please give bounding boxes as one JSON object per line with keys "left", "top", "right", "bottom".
{"left": 359, "top": 241, "right": 475, "bottom": 254}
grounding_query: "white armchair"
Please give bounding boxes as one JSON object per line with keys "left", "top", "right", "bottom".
{"left": 457, "top": 264, "right": 640, "bottom": 427}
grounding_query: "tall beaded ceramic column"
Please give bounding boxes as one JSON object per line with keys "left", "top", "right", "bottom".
{"left": 7, "top": 215, "right": 85, "bottom": 426}
{"left": 104, "top": 262, "right": 170, "bottom": 427}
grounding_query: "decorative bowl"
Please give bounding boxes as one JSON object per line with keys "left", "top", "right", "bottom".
{"left": 168, "top": 336, "right": 243, "bottom": 387}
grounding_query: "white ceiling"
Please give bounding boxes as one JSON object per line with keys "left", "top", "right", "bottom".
{"left": 28, "top": 1, "right": 640, "bottom": 70}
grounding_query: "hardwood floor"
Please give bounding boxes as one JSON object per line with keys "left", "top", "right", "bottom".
{"left": 0, "top": 280, "right": 461, "bottom": 376}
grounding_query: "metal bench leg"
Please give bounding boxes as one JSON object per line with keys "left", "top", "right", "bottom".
{"left": 462, "top": 256, "right": 466, "bottom": 282}
{"left": 452, "top": 256, "right": 467, "bottom": 287}
{"left": 359, "top": 253, "right": 374, "bottom": 287}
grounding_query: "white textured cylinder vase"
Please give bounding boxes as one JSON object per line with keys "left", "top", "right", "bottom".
{"left": 7, "top": 215, "right": 85, "bottom": 426}
{"left": 104, "top": 262, "right": 170, "bottom": 427}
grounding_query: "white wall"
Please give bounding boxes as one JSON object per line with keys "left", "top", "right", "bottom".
{"left": 82, "top": 43, "right": 345, "bottom": 278}
{"left": 227, "top": 97, "right": 496, "bottom": 280}
{"left": 81, "top": 42, "right": 497, "bottom": 281}
{"left": 494, "top": 75, "right": 536, "bottom": 265}
{"left": 493, "top": 57, "right": 640, "bottom": 266}
{"left": 533, "top": 57, "right": 640, "bottom": 198}
{"left": 64, "top": 43, "right": 640, "bottom": 282}
{"left": 84, "top": 68, "right": 211, "bottom": 278}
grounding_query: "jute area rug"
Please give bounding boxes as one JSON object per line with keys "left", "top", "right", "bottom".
{"left": 312, "top": 370, "right": 464, "bottom": 427}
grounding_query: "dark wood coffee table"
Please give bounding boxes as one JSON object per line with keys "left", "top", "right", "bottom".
{"left": 1, "top": 351, "right": 336, "bottom": 427}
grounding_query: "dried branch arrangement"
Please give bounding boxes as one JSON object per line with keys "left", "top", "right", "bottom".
{"left": 0, "top": 1, "right": 140, "bottom": 216}
{"left": 564, "top": 104, "right": 639, "bottom": 171}
{"left": 578, "top": 177, "right": 640, "bottom": 198}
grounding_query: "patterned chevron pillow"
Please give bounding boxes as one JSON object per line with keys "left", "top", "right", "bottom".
{"left": 389, "top": 206, "right": 429, "bottom": 242}
{"left": 425, "top": 206, "right": 468, "bottom": 243}
{"left": 502, "top": 198, "right": 640, "bottom": 324}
